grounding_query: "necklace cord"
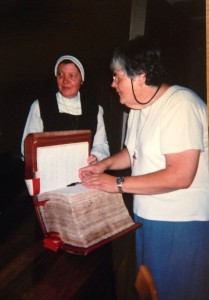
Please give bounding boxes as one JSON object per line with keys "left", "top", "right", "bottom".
{"left": 131, "top": 79, "right": 161, "bottom": 105}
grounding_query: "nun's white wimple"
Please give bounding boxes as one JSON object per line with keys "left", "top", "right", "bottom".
{"left": 54, "top": 55, "right": 85, "bottom": 81}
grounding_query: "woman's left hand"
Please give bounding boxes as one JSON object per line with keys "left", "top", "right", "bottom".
{"left": 82, "top": 173, "right": 118, "bottom": 193}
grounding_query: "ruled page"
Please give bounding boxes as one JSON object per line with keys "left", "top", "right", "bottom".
{"left": 36, "top": 142, "right": 88, "bottom": 193}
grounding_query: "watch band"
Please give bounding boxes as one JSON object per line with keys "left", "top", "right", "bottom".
{"left": 116, "top": 177, "right": 125, "bottom": 193}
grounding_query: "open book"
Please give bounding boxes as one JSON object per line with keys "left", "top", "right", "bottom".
{"left": 24, "top": 130, "right": 141, "bottom": 255}
{"left": 24, "top": 130, "right": 91, "bottom": 196}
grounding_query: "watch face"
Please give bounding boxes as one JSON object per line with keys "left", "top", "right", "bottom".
{"left": 117, "top": 177, "right": 124, "bottom": 184}
{"left": 116, "top": 177, "right": 124, "bottom": 193}
{"left": 117, "top": 178, "right": 121, "bottom": 184}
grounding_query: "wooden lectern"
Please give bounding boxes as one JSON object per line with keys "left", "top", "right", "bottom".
{"left": 24, "top": 130, "right": 141, "bottom": 255}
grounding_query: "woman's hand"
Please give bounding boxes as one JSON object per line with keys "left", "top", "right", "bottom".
{"left": 87, "top": 154, "right": 98, "bottom": 164}
{"left": 82, "top": 173, "right": 118, "bottom": 193}
{"left": 79, "top": 161, "right": 107, "bottom": 182}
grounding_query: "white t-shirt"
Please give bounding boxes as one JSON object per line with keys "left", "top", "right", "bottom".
{"left": 21, "top": 92, "right": 110, "bottom": 161}
{"left": 125, "top": 85, "right": 209, "bottom": 221}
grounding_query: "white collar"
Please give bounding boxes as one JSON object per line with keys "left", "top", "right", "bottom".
{"left": 56, "top": 92, "right": 82, "bottom": 115}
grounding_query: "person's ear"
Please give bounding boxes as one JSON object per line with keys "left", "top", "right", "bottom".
{"left": 133, "top": 73, "right": 146, "bottom": 87}
{"left": 137, "top": 73, "right": 146, "bottom": 83}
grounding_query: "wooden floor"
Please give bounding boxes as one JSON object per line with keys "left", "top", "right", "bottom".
{"left": 0, "top": 184, "right": 138, "bottom": 300}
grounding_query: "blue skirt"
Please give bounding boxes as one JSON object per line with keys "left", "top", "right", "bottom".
{"left": 134, "top": 214, "right": 209, "bottom": 300}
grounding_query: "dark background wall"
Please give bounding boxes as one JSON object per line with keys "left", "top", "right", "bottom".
{"left": 145, "top": 0, "right": 206, "bottom": 99}
{"left": 0, "top": 0, "right": 132, "bottom": 157}
{"left": 0, "top": 0, "right": 206, "bottom": 158}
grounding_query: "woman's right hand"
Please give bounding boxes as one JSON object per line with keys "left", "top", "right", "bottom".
{"left": 79, "top": 161, "right": 107, "bottom": 182}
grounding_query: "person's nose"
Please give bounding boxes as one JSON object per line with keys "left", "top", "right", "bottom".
{"left": 63, "top": 76, "right": 69, "bottom": 83}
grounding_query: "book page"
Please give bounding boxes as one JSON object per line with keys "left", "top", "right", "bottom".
{"left": 37, "top": 142, "right": 88, "bottom": 193}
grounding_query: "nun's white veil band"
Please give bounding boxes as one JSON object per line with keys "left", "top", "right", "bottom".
{"left": 54, "top": 55, "right": 85, "bottom": 81}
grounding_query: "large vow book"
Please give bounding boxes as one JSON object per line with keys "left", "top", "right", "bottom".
{"left": 24, "top": 130, "right": 141, "bottom": 255}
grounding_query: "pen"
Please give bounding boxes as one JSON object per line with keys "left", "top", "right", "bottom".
{"left": 67, "top": 182, "right": 82, "bottom": 187}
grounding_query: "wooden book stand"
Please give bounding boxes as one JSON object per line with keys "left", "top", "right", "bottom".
{"left": 24, "top": 130, "right": 141, "bottom": 255}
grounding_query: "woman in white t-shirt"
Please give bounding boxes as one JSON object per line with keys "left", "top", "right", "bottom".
{"left": 79, "top": 36, "right": 209, "bottom": 300}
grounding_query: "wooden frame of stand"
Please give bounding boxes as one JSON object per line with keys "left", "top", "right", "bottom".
{"left": 24, "top": 130, "right": 142, "bottom": 255}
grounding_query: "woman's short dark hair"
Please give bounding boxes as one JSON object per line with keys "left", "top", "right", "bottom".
{"left": 111, "top": 36, "right": 167, "bottom": 86}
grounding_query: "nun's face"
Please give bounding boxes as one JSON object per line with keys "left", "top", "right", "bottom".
{"left": 56, "top": 63, "right": 83, "bottom": 98}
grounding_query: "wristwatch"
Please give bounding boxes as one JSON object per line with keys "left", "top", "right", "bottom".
{"left": 116, "top": 177, "right": 125, "bottom": 193}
